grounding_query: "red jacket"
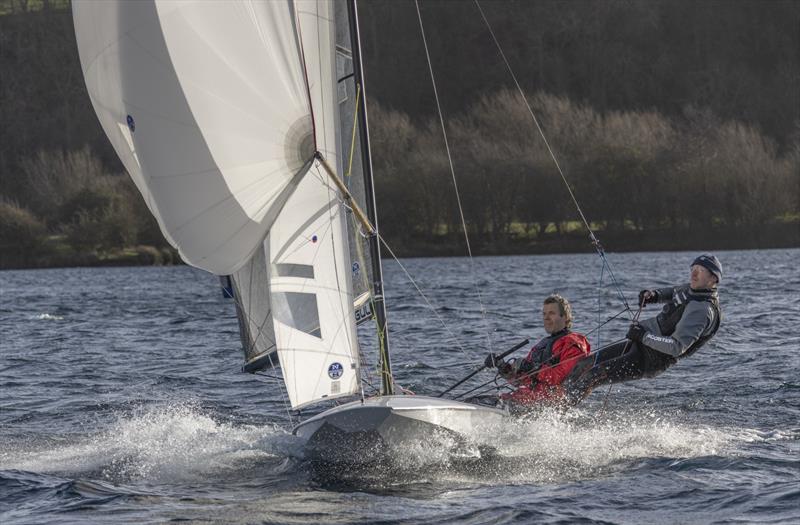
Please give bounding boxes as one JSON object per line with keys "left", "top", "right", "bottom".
{"left": 501, "top": 332, "right": 591, "bottom": 405}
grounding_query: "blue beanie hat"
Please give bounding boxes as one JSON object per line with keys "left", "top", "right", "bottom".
{"left": 691, "top": 254, "right": 722, "bottom": 283}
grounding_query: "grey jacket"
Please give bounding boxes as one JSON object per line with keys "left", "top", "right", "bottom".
{"left": 639, "top": 285, "right": 720, "bottom": 357}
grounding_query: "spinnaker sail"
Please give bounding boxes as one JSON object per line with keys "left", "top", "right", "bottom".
{"left": 75, "top": 0, "right": 321, "bottom": 276}
{"left": 73, "top": 0, "right": 360, "bottom": 409}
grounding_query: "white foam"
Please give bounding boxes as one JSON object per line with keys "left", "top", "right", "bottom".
{"left": 34, "top": 313, "right": 63, "bottom": 320}
{"left": 449, "top": 407, "right": 740, "bottom": 483}
{"left": 308, "top": 405, "right": 741, "bottom": 485}
{"left": 2, "top": 402, "right": 776, "bottom": 486}
{"left": 1, "top": 402, "right": 301, "bottom": 482}
{"left": 731, "top": 427, "right": 800, "bottom": 443}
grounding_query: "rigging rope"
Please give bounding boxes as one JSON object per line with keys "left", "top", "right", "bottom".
{"left": 473, "top": 0, "right": 590, "bottom": 237}
{"left": 415, "top": 0, "right": 495, "bottom": 353}
{"left": 340, "top": 90, "right": 386, "bottom": 400}
{"left": 474, "top": 0, "right": 632, "bottom": 316}
{"left": 378, "top": 233, "right": 470, "bottom": 356}
{"left": 597, "top": 262, "right": 606, "bottom": 350}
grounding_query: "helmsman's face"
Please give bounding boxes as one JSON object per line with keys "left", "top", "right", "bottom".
{"left": 690, "top": 264, "right": 717, "bottom": 290}
{"left": 542, "top": 303, "right": 567, "bottom": 334}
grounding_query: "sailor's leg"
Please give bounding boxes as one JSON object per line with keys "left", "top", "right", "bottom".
{"left": 638, "top": 347, "right": 678, "bottom": 378}
{"left": 597, "top": 341, "right": 646, "bottom": 383}
{"left": 564, "top": 341, "right": 644, "bottom": 404}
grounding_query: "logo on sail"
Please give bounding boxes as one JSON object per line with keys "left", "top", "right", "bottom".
{"left": 126, "top": 114, "right": 135, "bottom": 132}
{"left": 328, "top": 362, "right": 344, "bottom": 379}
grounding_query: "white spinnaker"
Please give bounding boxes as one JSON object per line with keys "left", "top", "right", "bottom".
{"left": 73, "top": 0, "right": 314, "bottom": 275}
{"left": 269, "top": 1, "right": 359, "bottom": 409}
{"left": 74, "top": 0, "right": 360, "bottom": 408}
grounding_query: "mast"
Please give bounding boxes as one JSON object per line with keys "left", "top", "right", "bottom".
{"left": 346, "top": 0, "right": 393, "bottom": 396}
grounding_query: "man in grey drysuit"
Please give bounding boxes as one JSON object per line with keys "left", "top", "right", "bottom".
{"left": 565, "top": 254, "right": 723, "bottom": 404}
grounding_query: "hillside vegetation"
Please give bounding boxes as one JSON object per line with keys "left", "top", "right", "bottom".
{"left": 0, "top": 1, "right": 797, "bottom": 268}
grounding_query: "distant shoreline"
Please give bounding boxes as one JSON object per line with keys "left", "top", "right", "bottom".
{"left": 2, "top": 223, "right": 796, "bottom": 271}
{"left": 373, "top": 222, "right": 800, "bottom": 258}
{"left": 0, "top": 245, "right": 180, "bottom": 271}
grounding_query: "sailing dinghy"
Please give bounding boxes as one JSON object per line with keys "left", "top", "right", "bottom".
{"left": 72, "top": 0, "right": 506, "bottom": 460}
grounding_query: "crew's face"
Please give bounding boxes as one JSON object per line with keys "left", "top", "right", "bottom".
{"left": 542, "top": 303, "right": 566, "bottom": 334}
{"left": 690, "top": 264, "right": 717, "bottom": 290}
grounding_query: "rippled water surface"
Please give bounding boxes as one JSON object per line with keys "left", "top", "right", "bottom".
{"left": 1, "top": 249, "right": 798, "bottom": 524}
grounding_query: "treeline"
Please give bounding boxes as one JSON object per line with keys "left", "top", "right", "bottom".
{"left": 0, "top": 148, "right": 174, "bottom": 268}
{"left": 0, "top": 1, "right": 174, "bottom": 267}
{"left": 368, "top": 91, "right": 799, "bottom": 252}
{"left": 0, "top": 2, "right": 798, "bottom": 268}
{"left": 360, "top": 0, "right": 799, "bottom": 151}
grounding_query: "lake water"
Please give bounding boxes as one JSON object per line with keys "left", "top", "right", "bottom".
{"left": 1, "top": 249, "right": 798, "bottom": 524}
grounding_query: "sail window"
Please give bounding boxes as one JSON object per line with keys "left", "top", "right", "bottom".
{"left": 273, "top": 264, "right": 315, "bottom": 279}
{"left": 272, "top": 292, "right": 322, "bottom": 339}
{"left": 336, "top": 50, "right": 351, "bottom": 104}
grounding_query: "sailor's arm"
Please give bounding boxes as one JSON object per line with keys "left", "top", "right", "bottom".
{"left": 640, "top": 301, "right": 713, "bottom": 357}
{"left": 653, "top": 286, "right": 676, "bottom": 303}
{"left": 639, "top": 286, "right": 676, "bottom": 306}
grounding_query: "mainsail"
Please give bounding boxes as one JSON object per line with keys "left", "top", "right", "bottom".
{"left": 73, "top": 0, "right": 361, "bottom": 409}
{"left": 335, "top": 1, "right": 375, "bottom": 327}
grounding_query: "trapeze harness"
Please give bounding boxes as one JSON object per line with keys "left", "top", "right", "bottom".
{"left": 565, "top": 290, "right": 721, "bottom": 399}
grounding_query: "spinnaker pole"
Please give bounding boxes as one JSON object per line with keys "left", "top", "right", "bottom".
{"left": 347, "top": 0, "right": 393, "bottom": 395}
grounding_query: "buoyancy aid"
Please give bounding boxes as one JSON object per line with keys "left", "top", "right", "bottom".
{"left": 522, "top": 328, "right": 571, "bottom": 373}
{"left": 637, "top": 286, "right": 722, "bottom": 374}
{"left": 655, "top": 286, "right": 722, "bottom": 359}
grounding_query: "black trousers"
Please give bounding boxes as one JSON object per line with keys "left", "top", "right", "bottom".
{"left": 564, "top": 339, "right": 676, "bottom": 404}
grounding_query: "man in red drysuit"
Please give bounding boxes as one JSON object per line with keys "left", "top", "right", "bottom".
{"left": 485, "top": 294, "right": 591, "bottom": 407}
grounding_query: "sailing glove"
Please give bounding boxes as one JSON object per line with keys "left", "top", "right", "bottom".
{"left": 626, "top": 322, "right": 646, "bottom": 343}
{"left": 638, "top": 289, "right": 659, "bottom": 306}
{"left": 497, "top": 359, "right": 513, "bottom": 376}
{"left": 484, "top": 353, "right": 503, "bottom": 369}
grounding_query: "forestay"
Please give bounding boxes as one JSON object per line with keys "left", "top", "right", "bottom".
{"left": 73, "top": 0, "right": 360, "bottom": 409}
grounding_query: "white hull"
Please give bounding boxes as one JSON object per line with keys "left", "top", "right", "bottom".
{"left": 293, "top": 395, "right": 507, "bottom": 463}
